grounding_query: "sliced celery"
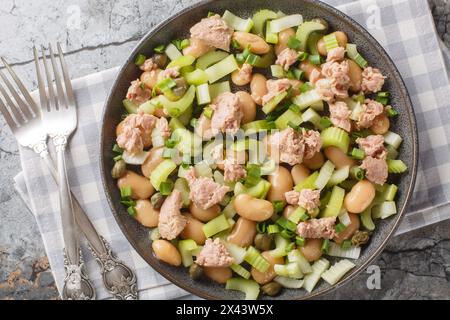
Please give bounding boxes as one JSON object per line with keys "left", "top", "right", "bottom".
{"left": 301, "top": 108, "right": 322, "bottom": 127}
{"left": 174, "top": 178, "right": 190, "bottom": 207}
{"left": 123, "top": 99, "right": 138, "bottom": 114}
{"left": 205, "top": 54, "right": 239, "bottom": 83}
{"left": 242, "top": 119, "right": 275, "bottom": 133}
{"left": 275, "top": 108, "right": 303, "bottom": 129}
{"left": 196, "top": 51, "right": 229, "bottom": 70}
{"left": 172, "top": 128, "right": 202, "bottom": 156}
{"left": 262, "top": 91, "right": 288, "bottom": 114}
{"left": 310, "top": 100, "right": 324, "bottom": 111}
{"left": 296, "top": 21, "right": 327, "bottom": 51}
{"left": 269, "top": 14, "right": 303, "bottom": 33}
{"left": 222, "top": 10, "right": 254, "bottom": 32}
{"left": 265, "top": 21, "right": 278, "bottom": 44}
{"left": 254, "top": 47, "right": 276, "bottom": 68}
{"left": 387, "top": 159, "right": 408, "bottom": 173}
{"left": 223, "top": 199, "right": 237, "bottom": 218}
{"left": 287, "top": 249, "right": 312, "bottom": 274}
{"left": 321, "top": 185, "right": 345, "bottom": 217}
{"left": 288, "top": 207, "right": 308, "bottom": 224}
{"left": 203, "top": 214, "right": 230, "bottom": 238}
{"left": 372, "top": 201, "right": 397, "bottom": 219}
{"left": 274, "top": 262, "right": 303, "bottom": 279}
{"left": 326, "top": 165, "right": 350, "bottom": 187}
{"left": 208, "top": 81, "right": 231, "bottom": 99}
{"left": 164, "top": 43, "right": 182, "bottom": 61}
{"left": 223, "top": 241, "right": 247, "bottom": 264}
{"left": 150, "top": 159, "right": 177, "bottom": 190}
{"left": 138, "top": 100, "right": 156, "bottom": 114}
{"left": 323, "top": 33, "right": 339, "bottom": 52}
{"left": 307, "top": 32, "right": 323, "bottom": 55}
{"left": 384, "top": 184, "right": 398, "bottom": 201}
{"left": 244, "top": 246, "right": 270, "bottom": 272}
{"left": 159, "top": 85, "right": 196, "bottom": 117}
{"left": 121, "top": 150, "right": 148, "bottom": 165}
{"left": 383, "top": 131, "right": 403, "bottom": 149}
{"left": 225, "top": 278, "right": 260, "bottom": 300}
{"left": 346, "top": 43, "right": 368, "bottom": 68}
{"left": 185, "top": 69, "right": 208, "bottom": 85}
{"left": 149, "top": 227, "right": 160, "bottom": 241}
{"left": 302, "top": 258, "right": 330, "bottom": 293}
{"left": 196, "top": 83, "right": 211, "bottom": 105}
{"left": 274, "top": 276, "right": 304, "bottom": 289}
{"left": 169, "top": 117, "right": 186, "bottom": 131}
{"left": 327, "top": 242, "right": 361, "bottom": 259}
{"left": 314, "top": 160, "right": 335, "bottom": 190}
{"left": 166, "top": 55, "right": 195, "bottom": 69}
{"left": 194, "top": 160, "right": 213, "bottom": 178}
{"left": 230, "top": 264, "right": 251, "bottom": 279}
{"left": 292, "top": 90, "right": 322, "bottom": 110}
{"left": 177, "top": 104, "right": 193, "bottom": 126}
{"left": 321, "top": 259, "right": 355, "bottom": 285}
{"left": 252, "top": 9, "right": 278, "bottom": 36}
{"left": 294, "top": 171, "right": 319, "bottom": 191}
{"left": 360, "top": 207, "right": 375, "bottom": 231}
{"left": 234, "top": 180, "right": 269, "bottom": 199}
{"left": 260, "top": 159, "right": 276, "bottom": 175}
{"left": 270, "top": 64, "right": 285, "bottom": 78}
{"left": 178, "top": 239, "right": 198, "bottom": 267}
{"left": 338, "top": 209, "right": 352, "bottom": 227}
{"left": 269, "top": 235, "right": 290, "bottom": 258}
{"left": 321, "top": 127, "right": 350, "bottom": 153}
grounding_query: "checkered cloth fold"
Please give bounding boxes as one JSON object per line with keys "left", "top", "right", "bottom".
{"left": 13, "top": 0, "right": 450, "bottom": 299}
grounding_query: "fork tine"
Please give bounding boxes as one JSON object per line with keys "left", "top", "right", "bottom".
{"left": 0, "top": 96, "right": 19, "bottom": 128}
{"left": 33, "top": 46, "right": 49, "bottom": 113}
{"left": 41, "top": 45, "right": 58, "bottom": 110}
{"left": 48, "top": 44, "right": 67, "bottom": 109}
{"left": 57, "top": 43, "right": 75, "bottom": 107}
{"left": 0, "top": 81, "right": 25, "bottom": 125}
{"left": 0, "top": 69, "right": 33, "bottom": 120}
{"left": 1, "top": 57, "right": 40, "bottom": 116}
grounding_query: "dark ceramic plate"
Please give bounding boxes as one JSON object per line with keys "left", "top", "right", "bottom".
{"left": 100, "top": 0, "right": 418, "bottom": 300}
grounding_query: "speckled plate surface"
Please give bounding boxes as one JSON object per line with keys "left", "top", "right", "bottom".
{"left": 100, "top": 0, "right": 418, "bottom": 300}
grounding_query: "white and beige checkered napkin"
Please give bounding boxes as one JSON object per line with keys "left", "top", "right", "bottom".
{"left": 13, "top": 0, "right": 450, "bottom": 299}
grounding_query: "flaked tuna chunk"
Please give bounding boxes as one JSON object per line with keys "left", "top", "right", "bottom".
{"left": 361, "top": 67, "right": 385, "bottom": 93}
{"left": 356, "top": 99, "right": 384, "bottom": 129}
{"left": 196, "top": 238, "right": 234, "bottom": 267}
{"left": 326, "top": 47, "right": 346, "bottom": 62}
{"left": 185, "top": 167, "right": 229, "bottom": 209}
{"left": 126, "top": 79, "right": 152, "bottom": 105}
{"left": 310, "top": 68, "right": 323, "bottom": 85}
{"left": 314, "top": 78, "right": 335, "bottom": 102}
{"left": 158, "top": 190, "right": 187, "bottom": 240}
{"left": 268, "top": 127, "right": 305, "bottom": 166}
{"left": 159, "top": 66, "right": 180, "bottom": 79}
{"left": 140, "top": 58, "right": 157, "bottom": 72}
{"left": 155, "top": 117, "right": 171, "bottom": 139}
{"left": 297, "top": 217, "right": 337, "bottom": 239}
{"left": 302, "top": 130, "right": 322, "bottom": 160}
{"left": 210, "top": 92, "right": 243, "bottom": 135}
{"left": 275, "top": 48, "right": 299, "bottom": 71}
{"left": 285, "top": 189, "right": 321, "bottom": 214}
{"left": 190, "top": 14, "right": 233, "bottom": 51}
{"left": 321, "top": 59, "right": 350, "bottom": 100}
{"left": 194, "top": 114, "right": 213, "bottom": 140}
{"left": 116, "top": 111, "right": 157, "bottom": 154}
{"left": 329, "top": 101, "right": 352, "bottom": 132}
{"left": 262, "top": 78, "right": 294, "bottom": 105}
{"left": 236, "top": 63, "right": 253, "bottom": 84}
{"left": 360, "top": 156, "right": 388, "bottom": 185}
{"left": 223, "top": 159, "right": 247, "bottom": 182}
{"left": 356, "top": 135, "right": 387, "bottom": 159}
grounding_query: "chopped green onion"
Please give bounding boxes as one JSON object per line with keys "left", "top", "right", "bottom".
{"left": 376, "top": 96, "right": 389, "bottom": 105}
{"left": 127, "top": 206, "right": 137, "bottom": 217}
{"left": 267, "top": 224, "right": 280, "bottom": 234}
{"left": 203, "top": 214, "right": 230, "bottom": 238}
{"left": 335, "top": 223, "right": 346, "bottom": 234}
{"left": 308, "top": 54, "right": 322, "bottom": 65}
{"left": 245, "top": 164, "right": 261, "bottom": 187}
{"left": 120, "top": 186, "right": 132, "bottom": 199}
{"left": 350, "top": 148, "right": 365, "bottom": 160}
{"left": 189, "top": 118, "right": 198, "bottom": 128}
{"left": 285, "top": 242, "right": 295, "bottom": 252}
{"left": 256, "top": 222, "right": 267, "bottom": 233}
{"left": 245, "top": 246, "right": 270, "bottom": 272}
{"left": 262, "top": 91, "right": 288, "bottom": 114}
{"left": 300, "top": 82, "right": 313, "bottom": 93}
{"left": 120, "top": 199, "right": 136, "bottom": 207}
{"left": 113, "top": 154, "right": 122, "bottom": 162}
{"left": 156, "top": 77, "right": 177, "bottom": 91}
{"left": 150, "top": 159, "right": 177, "bottom": 190}
{"left": 350, "top": 166, "right": 365, "bottom": 181}
{"left": 207, "top": 11, "right": 216, "bottom": 17}
{"left": 232, "top": 39, "right": 241, "bottom": 49}
{"left": 245, "top": 53, "right": 260, "bottom": 66}
{"left": 386, "top": 107, "right": 399, "bottom": 117}
{"left": 288, "top": 207, "right": 309, "bottom": 224}
{"left": 287, "top": 36, "right": 301, "bottom": 50}
{"left": 295, "top": 236, "right": 306, "bottom": 247}
{"left": 165, "top": 139, "right": 178, "bottom": 148}
{"left": 203, "top": 106, "right": 214, "bottom": 120}
{"left": 280, "top": 229, "right": 295, "bottom": 239}
{"left": 112, "top": 144, "right": 124, "bottom": 154}
{"left": 273, "top": 201, "right": 286, "bottom": 214}
{"left": 378, "top": 91, "right": 390, "bottom": 98}
{"left": 171, "top": 39, "right": 186, "bottom": 51}
{"left": 236, "top": 53, "right": 245, "bottom": 64}
{"left": 154, "top": 44, "right": 165, "bottom": 53}
{"left": 293, "top": 68, "right": 304, "bottom": 80}
{"left": 230, "top": 264, "right": 251, "bottom": 279}
{"left": 319, "top": 116, "right": 332, "bottom": 129}
{"left": 341, "top": 239, "right": 352, "bottom": 250}
{"left": 321, "top": 239, "right": 330, "bottom": 253}
{"left": 323, "top": 33, "right": 339, "bottom": 52}
{"left": 276, "top": 217, "right": 297, "bottom": 232}
{"left": 135, "top": 53, "right": 146, "bottom": 66}
{"left": 297, "top": 52, "right": 309, "bottom": 61}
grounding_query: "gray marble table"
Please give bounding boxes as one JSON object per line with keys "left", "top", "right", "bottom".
{"left": 0, "top": 0, "right": 449, "bottom": 300}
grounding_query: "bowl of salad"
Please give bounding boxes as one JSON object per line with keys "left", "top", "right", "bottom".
{"left": 100, "top": 0, "right": 418, "bottom": 300}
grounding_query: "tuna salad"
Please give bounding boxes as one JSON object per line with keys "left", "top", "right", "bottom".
{"left": 111, "top": 9, "right": 408, "bottom": 300}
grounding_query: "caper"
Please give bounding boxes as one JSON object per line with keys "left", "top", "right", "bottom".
{"left": 173, "top": 86, "right": 187, "bottom": 97}
{"left": 254, "top": 233, "right": 273, "bottom": 251}
{"left": 111, "top": 159, "right": 126, "bottom": 179}
{"left": 174, "top": 77, "right": 187, "bottom": 89}
{"left": 261, "top": 282, "right": 282, "bottom": 296}
{"left": 153, "top": 53, "right": 168, "bottom": 68}
{"left": 189, "top": 263, "right": 203, "bottom": 280}
{"left": 311, "top": 17, "right": 329, "bottom": 31}
{"left": 351, "top": 230, "right": 370, "bottom": 247}
{"left": 150, "top": 192, "right": 165, "bottom": 210}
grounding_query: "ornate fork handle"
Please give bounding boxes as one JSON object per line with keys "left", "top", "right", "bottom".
{"left": 34, "top": 141, "right": 137, "bottom": 300}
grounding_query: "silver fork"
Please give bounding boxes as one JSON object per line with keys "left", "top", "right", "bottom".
{"left": 0, "top": 46, "right": 137, "bottom": 300}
